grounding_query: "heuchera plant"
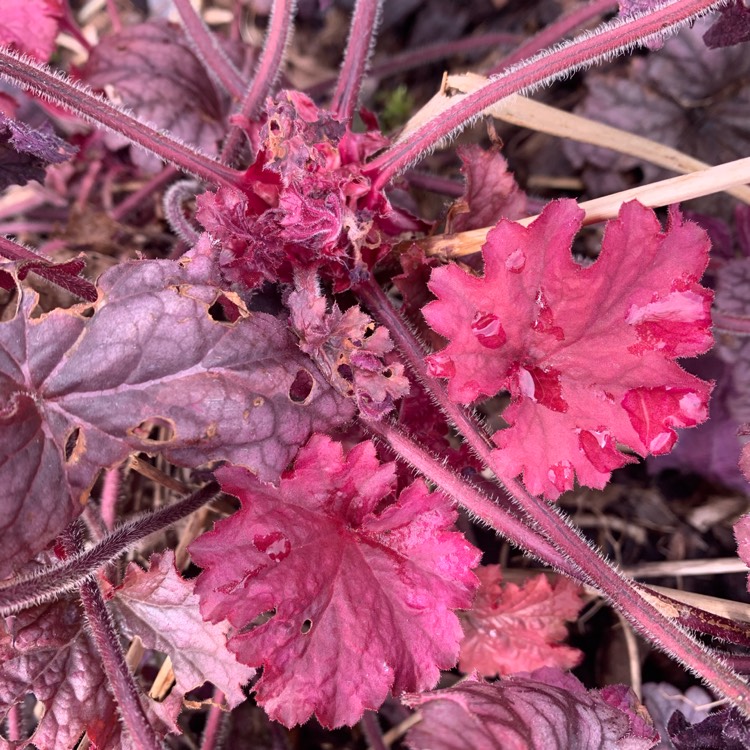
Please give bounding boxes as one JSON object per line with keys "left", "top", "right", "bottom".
{"left": 1, "top": 0, "right": 750, "bottom": 747}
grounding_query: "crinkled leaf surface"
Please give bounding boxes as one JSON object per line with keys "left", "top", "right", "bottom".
{"left": 195, "top": 90, "right": 425, "bottom": 292}
{"left": 459, "top": 566, "right": 583, "bottom": 677}
{"left": 0, "top": 114, "right": 76, "bottom": 191}
{"left": 0, "top": 260, "right": 353, "bottom": 577}
{"left": 423, "top": 200, "right": 713, "bottom": 498}
{"left": 113, "top": 551, "right": 255, "bottom": 708}
{"left": 0, "top": 0, "right": 63, "bottom": 61}
{"left": 0, "top": 571, "right": 193, "bottom": 750}
{"left": 84, "top": 20, "right": 225, "bottom": 170}
{"left": 405, "top": 670, "right": 658, "bottom": 750}
{"left": 190, "top": 435, "right": 479, "bottom": 728}
{"left": 0, "top": 598, "right": 116, "bottom": 750}
{"left": 288, "top": 269, "right": 410, "bottom": 419}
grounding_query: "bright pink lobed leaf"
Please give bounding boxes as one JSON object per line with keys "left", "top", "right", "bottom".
{"left": 459, "top": 566, "right": 583, "bottom": 677}
{"left": 0, "top": 260, "right": 353, "bottom": 577}
{"left": 113, "top": 551, "right": 255, "bottom": 709}
{"left": 0, "top": 0, "right": 63, "bottom": 62}
{"left": 423, "top": 199, "right": 713, "bottom": 498}
{"left": 405, "top": 671, "right": 659, "bottom": 750}
{"left": 190, "top": 434, "right": 480, "bottom": 728}
{"left": 83, "top": 20, "right": 225, "bottom": 170}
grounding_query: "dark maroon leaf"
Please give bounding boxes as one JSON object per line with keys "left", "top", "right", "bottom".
{"left": 0, "top": 260, "right": 354, "bottom": 577}
{"left": 446, "top": 145, "right": 527, "bottom": 233}
{"left": 405, "top": 670, "right": 659, "bottom": 750}
{"left": 642, "top": 682, "right": 712, "bottom": 750}
{"left": 0, "top": 114, "right": 75, "bottom": 190}
{"left": 83, "top": 20, "right": 225, "bottom": 170}
{"left": 703, "top": 1, "right": 750, "bottom": 48}
{"left": 668, "top": 707, "right": 750, "bottom": 750}
{"left": 0, "top": 573, "right": 194, "bottom": 749}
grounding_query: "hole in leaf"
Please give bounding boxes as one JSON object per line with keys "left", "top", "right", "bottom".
{"left": 128, "top": 417, "right": 176, "bottom": 444}
{"left": 0, "top": 693, "right": 40, "bottom": 740}
{"left": 337, "top": 364, "right": 353, "bottom": 382}
{"left": 207, "top": 299, "right": 228, "bottom": 322}
{"left": 139, "top": 649, "right": 175, "bottom": 703}
{"left": 301, "top": 619, "right": 312, "bottom": 634}
{"left": 238, "top": 609, "right": 276, "bottom": 635}
{"left": 288, "top": 369, "right": 314, "bottom": 403}
{"left": 64, "top": 426, "right": 84, "bottom": 463}
{"left": 207, "top": 294, "right": 241, "bottom": 323}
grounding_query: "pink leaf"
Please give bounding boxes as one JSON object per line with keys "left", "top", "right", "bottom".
{"left": 190, "top": 435, "right": 480, "bottom": 728}
{"left": 113, "top": 551, "right": 255, "bottom": 708}
{"left": 0, "top": 260, "right": 353, "bottom": 577}
{"left": 459, "top": 566, "right": 583, "bottom": 677}
{"left": 405, "top": 671, "right": 659, "bottom": 750}
{"left": 0, "top": 0, "right": 63, "bottom": 62}
{"left": 423, "top": 200, "right": 713, "bottom": 498}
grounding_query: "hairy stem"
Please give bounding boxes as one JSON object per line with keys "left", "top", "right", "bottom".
{"left": 0, "top": 482, "right": 220, "bottom": 617}
{"left": 0, "top": 47, "right": 242, "bottom": 188}
{"left": 490, "top": 0, "right": 618, "bottom": 73}
{"left": 173, "top": 0, "right": 246, "bottom": 99}
{"left": 331, "top": 0, "right": 382, "bottom": 121}
{"left": 62, "top": 523, "right": 164, "bottom": 750}
{"left": 365, "top": 0, "right": 725, "bottom": 191}
{"left": 355, "top": 275, "right": 750, "bottom": 714}
{"left": 220, "top": 0, "right": 298, "bottom": 165}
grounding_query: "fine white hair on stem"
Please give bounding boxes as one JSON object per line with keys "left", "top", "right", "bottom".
{"left": 368, "top": 0, "right": 729, "bottom": 183}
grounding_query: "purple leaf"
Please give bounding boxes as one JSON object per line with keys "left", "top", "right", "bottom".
{"left": 703, "top": 1, "right": 750, "bottom": 48}
{"left": 0, "top": 598, "right": 120, "bottom": 750}
{"left": 0, "top": 259, "right": 354, "bottom": 577}
{"left": 669, "top": 707, "right": 750, "bottom": 749}
{"left": 565, "top": 19, "right": 750, "bottom": 198}
{"left": 83, "top": 20, "right": 225, "bottom": 171}
{"left": 642, "top": 682, "right": 712, "bottom": 750}
{"left": 405, "top": 671, "right": 659, "bottom": 750}
{"left": 0, "top": 114, "right": 76, "bottom": 190}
